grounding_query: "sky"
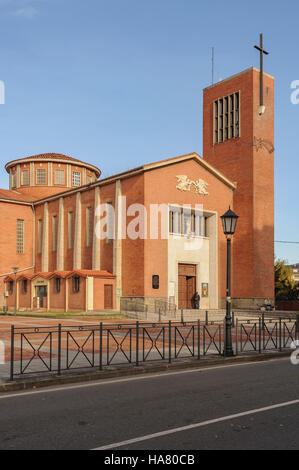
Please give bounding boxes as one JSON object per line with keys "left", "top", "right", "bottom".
{"left": 0, "top": 0, "right": 297, "bottom": 263}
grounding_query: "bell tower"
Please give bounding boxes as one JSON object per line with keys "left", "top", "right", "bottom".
{"left": 203, "top": 67, "right": 275, "bottom": 308}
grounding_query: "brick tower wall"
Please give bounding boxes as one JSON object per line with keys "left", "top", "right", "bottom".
{"left": 203, "top": 68, "right": 274, "bottom": 309}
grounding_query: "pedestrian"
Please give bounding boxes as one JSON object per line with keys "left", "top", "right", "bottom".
{"left": 192, "top": 291, "right": 200, "bottom": 310}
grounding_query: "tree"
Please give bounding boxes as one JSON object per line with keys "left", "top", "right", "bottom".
{"left": 275, "top": 259, "right": 298, "bottom": 300}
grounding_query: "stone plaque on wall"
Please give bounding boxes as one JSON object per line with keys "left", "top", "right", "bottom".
{"left": 202, "top": 283, "right": 209, "bottom": 297}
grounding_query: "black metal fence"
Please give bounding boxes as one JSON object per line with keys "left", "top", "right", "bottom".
{"left": 9, "top": 317, "right": 297, "bottom": 381}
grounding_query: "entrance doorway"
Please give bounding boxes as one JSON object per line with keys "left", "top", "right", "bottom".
{"left": 104, "top": 284, "right": 113, "bottom": 309}
{"left": 35, "top": 285, "right": 47, "bottom": 308}
{"left": 178, "top": 264, "right": 197, "bottom": 309}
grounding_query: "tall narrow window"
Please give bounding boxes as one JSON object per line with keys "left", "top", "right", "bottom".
{"left": 11, "top": 172, "right": 17, "bottom": 188}
{"left": 55, "top": 277, "right": 61, "bottom": 293}
{"left": 194, "top": 214, "right": 206, "bottom": 237}
{"left": 36, "top": 169, "right": 46, "bottom": 185}
{"left": 214, "top": 91, "right": 240, "bottom": 144}
{"left": 86, "top": 207, "right": 93, "bottom": 247}
{"left": 106, "top": 202, "right": 114, "bottom": 244}
{"left": 73, "top": 276, "right": 80, "bottom": 293}
{"left": 17, "top": 219, "right": 24, "bottom": 254}
{"left": 37, "top": 220, "right": 43, "bottom": 254}
{"left": 169, "top": 209, "right": 174, "bottom": 233}
{"left": 183, "top": 209, "right": 192, "bottom": 235}
{"left": 169, "top": 206, "right": 181, "bottom": 234}
{"left": 21, "top": 170, "right": 29, "bottom": 186}
{"left": 52, "top": 215, "right": 58, "bottom": 251}
{"left": 68, "top": 212, "right": 74, "bottom": 249}
{"left": 235, "top": 92, "right": 240, "bottom": 137}
{"left": 72, "top": 171, "right": 81, "bottom": 187}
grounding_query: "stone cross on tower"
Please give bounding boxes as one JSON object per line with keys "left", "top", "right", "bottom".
{"left": 254, "top": 33, "right": 269, "bottom": 110}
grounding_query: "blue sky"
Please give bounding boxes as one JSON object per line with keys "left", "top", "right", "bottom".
{"left": 0, "top": 0, "right": 297, "bottom": 263}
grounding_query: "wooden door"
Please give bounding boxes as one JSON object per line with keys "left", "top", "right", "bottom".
{"left": 104, "top": 284, "right": 113, "bottom": 309}
{"left": 187, "top": 276, "right": 196, "bottom": 309}
{"left": 178, "top": 264, "right": 196, "bottom": 309}
{"left": 178, "top": 275, "right": 187, "bottom": 309}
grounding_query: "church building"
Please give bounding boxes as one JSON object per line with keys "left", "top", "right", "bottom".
{"left": 0, "top": 67, "right": 275, "bottom": 313}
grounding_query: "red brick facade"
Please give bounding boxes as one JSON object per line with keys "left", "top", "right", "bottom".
{"left": 0, "top": 67, "right": 275, "bottom": 312}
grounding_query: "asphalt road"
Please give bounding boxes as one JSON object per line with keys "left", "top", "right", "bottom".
{"left": 0, "top": 357, "right": 299, "bottom": 450}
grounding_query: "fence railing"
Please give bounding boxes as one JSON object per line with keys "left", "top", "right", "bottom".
{"left": 9, "top": 317, "right": 298, "bottom": 381}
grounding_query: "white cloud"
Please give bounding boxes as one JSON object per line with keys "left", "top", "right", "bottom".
{"left": 0, "top": 0, "right": 43, "bottom": 19}
{"left": 14, "top": 5, "right": 38, "bottom": 18}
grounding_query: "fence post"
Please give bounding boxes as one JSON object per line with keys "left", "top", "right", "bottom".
{"left": 136, "top": 321, "right": 139, "bottom": 366}
{"left": 197, "top": 319, "right": 200, "bottom": 360}
{"left": 296, "top": 314, "right": 299, "bottom": 341}
{"left": 279, "top": 318, "right": 282, "bottom": 352}
{"left": 262, "top": 313, "right": 266, "bottom": 349}
{"left": 232, "top": 311, "right": 235, "bottom": 328}
{"left": 205, "top": 310, "right": 208, "bottom": 325}
{"left": 169, "top": 320, "right": 172, "bottom": 363}
{"left": 99, "top": 322, "right": 103, "bottom": 370}
{"left": 58, "top": 323, "right": 62, "bottom": 375}
{"left": 235, "top": 319, "right": 238, "bottom": 356}
{"left": 181, "top": 309, "right": 184, "bottom": 323}
{"left": 258, "top": 317, "right": 262, "bottom": 353}
{"left": 222, "top": 319, "right": 225, "bottom": 356}
{"left": 10, "top": 325, "right": 14, "bottom": 381}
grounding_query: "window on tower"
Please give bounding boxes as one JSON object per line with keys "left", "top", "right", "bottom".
{"left": 21, "top": 170, "right": 29, "bottom": 186}
{"left": 11, "top": 172, "right": 17, "bottom": 188}
{"left": 213, "top": 91, "right": 240, "bottom": 144}
{"left": 55, "top": 170, "right": 65, "bottom": 185}
{"left": 36, "top": 169, "right": 46, "bottom": 185}
{"left": 72, "top": 171, "right": 81, "bottom": 187}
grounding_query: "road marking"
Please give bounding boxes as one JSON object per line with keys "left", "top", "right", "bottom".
{"left": 93, "top": 397, "right": 299, "bottom": 450}
{"left": 0, "top": 357, "right": 287, "bottom": 400}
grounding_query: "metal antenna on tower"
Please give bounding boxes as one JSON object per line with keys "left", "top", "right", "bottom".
{"left": 212, "top": 47, "right": 215, "bottom": 85}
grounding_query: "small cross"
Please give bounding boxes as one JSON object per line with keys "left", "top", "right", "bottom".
{"left": 254, "top": 33, "right": 269, "bottom": 107}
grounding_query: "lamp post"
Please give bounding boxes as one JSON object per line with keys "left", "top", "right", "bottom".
{"left": 220, "top": 208, "right": 239, "bottom": 357}
{"left": 12, "top": 267, "right": 19, "bottom": 316}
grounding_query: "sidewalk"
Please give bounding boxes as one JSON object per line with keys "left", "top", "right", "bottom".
{"left": 0, "top": 350, "right": 291, "bottom": 393}
{"left": 0, "top": 314, "right": 295, "bottom": 391}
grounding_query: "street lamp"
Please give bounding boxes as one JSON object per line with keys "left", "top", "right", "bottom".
{"left": 12, "top": 267, "right": 19, "bottom": 316}
{"left": 220, "top": 207, "right": 239, "bottom": 357}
